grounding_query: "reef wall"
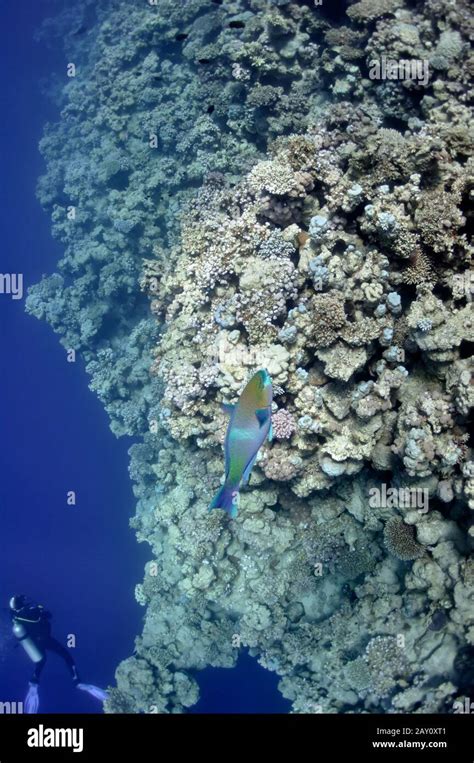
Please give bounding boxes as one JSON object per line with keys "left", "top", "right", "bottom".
{"left": 28, "top": 0, "right": 473, "bottom": 713}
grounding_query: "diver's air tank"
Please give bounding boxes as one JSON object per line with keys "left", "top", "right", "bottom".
{"left": 12, "top": 621, "right": 45, "bottom": 663}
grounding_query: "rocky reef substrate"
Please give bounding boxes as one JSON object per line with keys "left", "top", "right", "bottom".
{"left": 28, "top": 0, "right": 473, "bottom": 713}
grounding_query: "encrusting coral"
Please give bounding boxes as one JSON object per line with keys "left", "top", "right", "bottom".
{"left": 26, "top": 0, "right": 473, "bottom": 714}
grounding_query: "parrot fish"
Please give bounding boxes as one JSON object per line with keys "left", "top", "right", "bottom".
{"left": 209, "top": 369, "right": 273, "bottom": 518}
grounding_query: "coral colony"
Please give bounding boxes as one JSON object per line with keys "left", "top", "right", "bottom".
{"left": 27, "top": 0, "right": 472, "bottom": 714}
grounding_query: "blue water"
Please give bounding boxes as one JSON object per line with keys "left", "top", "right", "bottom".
{"left": 0, "top": 1, "right": 148, "bottom": 714}
{"left": 190, "top": 653, "right": 290, "bottom": 714}
{"left": 0, "top": 2, "right": 289, "bottom": 714}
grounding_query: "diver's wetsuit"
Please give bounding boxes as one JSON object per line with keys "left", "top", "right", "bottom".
{"left": 12, "top": 603, "right": 78, "bottom": 685}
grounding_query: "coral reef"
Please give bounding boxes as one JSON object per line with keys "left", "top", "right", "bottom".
{"left": 384, "top": 518, "right": 424, "bottom": 561}
{"left": 29, "top": 0, "right": 473, "bottom": 714}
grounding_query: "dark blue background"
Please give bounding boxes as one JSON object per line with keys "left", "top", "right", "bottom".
{"left": 0, "top": 1, "right": 150, "bottom": 713}
{"left": 0, "top": 1, "right": 289, "bottom": 714}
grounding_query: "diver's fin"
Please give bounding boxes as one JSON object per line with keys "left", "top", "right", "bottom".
{"left": 77, "top": 683, "right": 109, "bottom": 702}
{"left": 242, "top": 454, "right": 258, "bottom": 486}
{"left": 255, "top": 407, "right": 271, "bottom": 427}
{"left": 25, "top": 683, "right": 39, "bottom": 714}
{"left": 209, "top": 484, "right": 239, "bottom": 518}
{"left": 221, "top": 403, "right": 236, "bottom": 416}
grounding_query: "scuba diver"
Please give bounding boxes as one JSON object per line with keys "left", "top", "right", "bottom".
{"left": 10, "top": 595, "right": 108, "bottom": 713}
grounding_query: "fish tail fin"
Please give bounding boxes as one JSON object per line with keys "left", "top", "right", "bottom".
{"left": 209, "top": 483, "right": 239, "bottom": 518}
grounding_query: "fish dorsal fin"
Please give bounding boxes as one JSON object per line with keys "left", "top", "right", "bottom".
{"left": 255, "top": 407, "right": 271, "bottom": 427}
{"left": 222, "top": 403, "right": 236, "bottom": 416}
